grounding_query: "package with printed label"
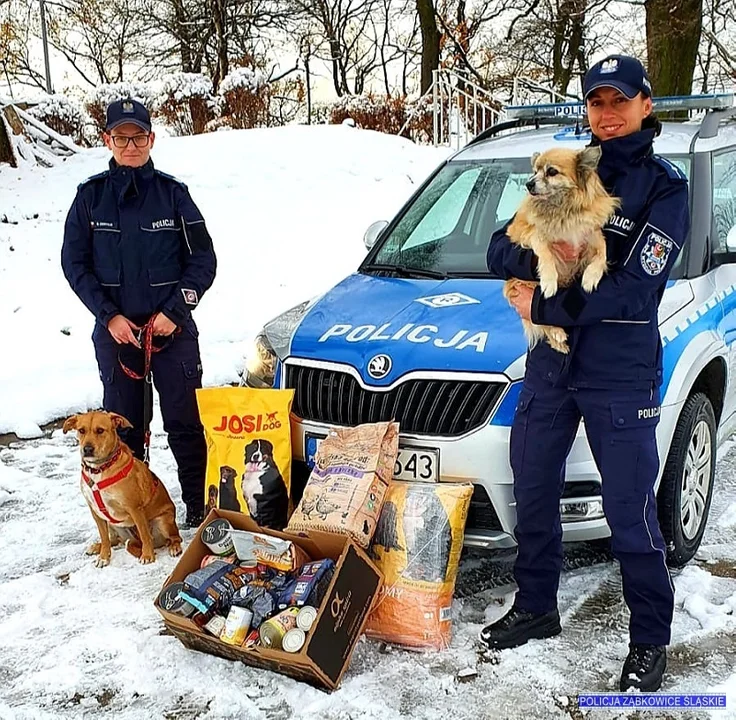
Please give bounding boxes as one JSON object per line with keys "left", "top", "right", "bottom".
{"left": 197, "top": 387, "right": 294, "bottom": 530}
{"left": 286, "top": 421, "right": 399, "bottom": 548}
{"left": 365, "top": 481, "right": 473, "bottom": 650}
{"left": 180, "top": 560, "right": 255, "bottom": 615}
{"left": 230, "top": 529, "right": 310, "bottom": 572}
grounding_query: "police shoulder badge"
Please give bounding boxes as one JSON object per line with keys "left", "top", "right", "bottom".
{"left": 182, "top": 288, "right": 199, "bottom": 306}
{"left": 640, "top": 229, "right": 674, "bottom": 276}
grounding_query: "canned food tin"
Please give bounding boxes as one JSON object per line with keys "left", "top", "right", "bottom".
{"left": 156, "top": 582, "right": 197, "bottom": 617}
{"left": 221, "top": 606, "right": 253, "bottom": 646}
{"left": 201, "top": 518, "right": 234, "bottom": 556}
{"left": 296, "top": 605, "right": 317, "bottom": 631}
{"left": 204, "top": 614, "right": 227, "bottom": 637}
{"left": 282, "top": 628, "right": 306, "bottom": 653}
{"left": 259, "top": 607, "right": 300, "bottom": 649}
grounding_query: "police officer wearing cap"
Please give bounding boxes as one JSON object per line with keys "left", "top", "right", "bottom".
{"left": 483, "top": 55, "right": 689, "bottom": 692}
{"left": 61, "top": 98, "right": 216, "bottom": 528}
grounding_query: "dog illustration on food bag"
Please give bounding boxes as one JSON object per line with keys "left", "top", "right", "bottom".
{"left": 217, "top": 465, "right": 241, "bottom": 512}
{"left": 241, "top": 439, "right": 289, "bottom": 530}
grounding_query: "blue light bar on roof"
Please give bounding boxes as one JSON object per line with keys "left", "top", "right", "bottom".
{"left": 505, "top": 93, "right": 735, "bottom": 120}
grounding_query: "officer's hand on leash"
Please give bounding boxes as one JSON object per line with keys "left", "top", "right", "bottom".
{"left": 107, "top": 315, "right": 141, "bottom": 348}
{"left": 151, "top": 312, "right": 177, "bottom": 336}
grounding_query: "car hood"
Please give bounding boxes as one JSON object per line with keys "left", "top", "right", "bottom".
{"left": 289, "top": 273, "right": 527, "bottom": 385}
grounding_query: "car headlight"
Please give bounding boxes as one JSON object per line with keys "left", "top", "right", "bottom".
{"left": 243, "top": 333, "right": 277, "bottom": 388}
{"left": 240, "top": 297, "right": 318, "bottom": 388}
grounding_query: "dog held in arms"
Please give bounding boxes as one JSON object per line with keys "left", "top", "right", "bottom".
{"left": 63, "top": 411, "right": 182, "bottom": 567}
{"left": 503, "top": 146, "right": 620, "bottom": 354}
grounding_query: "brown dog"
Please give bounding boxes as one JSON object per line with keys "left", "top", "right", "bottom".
{"left": 503, "top": 145, "right": 620, "bottom": 354}
{"left": 63, "top": 411, "right": 182, "bottom": 567}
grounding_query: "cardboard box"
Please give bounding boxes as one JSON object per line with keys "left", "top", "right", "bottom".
{"left": 154, "top": 509, "right": 383, "bottom": 691}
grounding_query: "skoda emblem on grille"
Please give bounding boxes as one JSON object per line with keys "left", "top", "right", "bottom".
{"left": 367, "top": 354, "right": 392, "bottom": 380}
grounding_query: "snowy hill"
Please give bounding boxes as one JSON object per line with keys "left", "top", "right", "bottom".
{"left": 0, "top": 124, "right": 450, "bottom": 437}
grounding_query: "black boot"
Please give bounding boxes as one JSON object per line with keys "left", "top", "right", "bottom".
{"left": 619, "top": 644, "right": 666, "bottom": 692}
{"left": 184, "top": 505, "right": 205, "bottom": 529}
{"left": 479, "top": 605, "right": 561, "bottom": 650}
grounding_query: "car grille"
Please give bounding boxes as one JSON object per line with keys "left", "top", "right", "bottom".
{"left": 467, "top": 484, "right": 503, "bottom": 532}
{"left": 562, "top": 481, "right": 602, "bottom": 499}
{"left": 284, "top": 365, "right": 505, "bottom": 437}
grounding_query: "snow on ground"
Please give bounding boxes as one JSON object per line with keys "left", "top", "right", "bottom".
{"left": 0, "top": 124, "right": 450, "bottom": 437}
{"left": 2, "top": 412, "right": 736, "bottom": 719}
{"left": 2, "top": 126, "right": 736, "bottom": 719}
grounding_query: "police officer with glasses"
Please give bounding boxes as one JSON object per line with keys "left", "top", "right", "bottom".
{"left": 62, "top": 98, "right": 216, "bottom": 528}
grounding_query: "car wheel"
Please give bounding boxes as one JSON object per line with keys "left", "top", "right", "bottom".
{"left": 657, "top": 392, "right": 717, "bottom": 568}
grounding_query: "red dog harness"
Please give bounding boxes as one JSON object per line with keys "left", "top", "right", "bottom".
{"left": 81, "top": 445, "right": 135, "bottom": 525}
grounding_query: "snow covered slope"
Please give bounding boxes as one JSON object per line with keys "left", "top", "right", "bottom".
{"left": 0, "top": 124, "right": 450, "bottom": 436}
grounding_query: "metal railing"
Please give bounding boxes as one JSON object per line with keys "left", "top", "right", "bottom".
{"left": 431, "top": 68, "right": 504, "bottom": 149}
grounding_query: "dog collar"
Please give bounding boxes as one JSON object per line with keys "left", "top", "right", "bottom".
{"left": 82, "top": 444, "right": 122, "bottom": 475}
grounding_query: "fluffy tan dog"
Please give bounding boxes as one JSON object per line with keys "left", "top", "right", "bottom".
{"left": 503, "top": 145, "right": 620, "bottom": 353}
{"left": 63, "top": 411, "right": 182, "bottom": 567}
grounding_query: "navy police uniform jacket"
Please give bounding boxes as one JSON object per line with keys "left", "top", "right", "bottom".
{"left": 61, "top": 158, "right": 216, "bottom": 332}
{"left": 487, "top": 120, "right": 690, "bottom": 391}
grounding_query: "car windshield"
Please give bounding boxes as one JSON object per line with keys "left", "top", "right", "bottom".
{"left": 367, "top": 155, "right": 691, "bottom": 279}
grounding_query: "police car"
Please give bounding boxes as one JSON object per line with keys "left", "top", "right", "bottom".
{"left": 243, "top": 93, "right": 736, "bottom": 568}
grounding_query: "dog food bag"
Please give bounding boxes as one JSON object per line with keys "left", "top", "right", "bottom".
{"left": 277, "top": 559, "right": 336, "bottom": 609}
{"left": 365, "top": 481, "right": 473, "bottom": 650}
{"left": 286, "top": 421, "right": 399, "bottom": 548}
{"left": 196, "top": 387, "right": 295, "bottom": 530}
{"left": 230, "top": 529, "right": 310, "bottom": 572}
{"left": 180, "top": 560, "right": 254, "bottom": 615}
{"left": 231, "top": 585, "right": 277, "bottom": 627}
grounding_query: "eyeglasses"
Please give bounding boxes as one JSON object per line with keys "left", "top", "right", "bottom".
{"left": 110, "top": 134, "right": 150, "bottom": 148}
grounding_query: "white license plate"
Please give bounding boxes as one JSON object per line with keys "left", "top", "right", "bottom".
{"left": 305, "top": 434, "right": 439, "bottom": 483}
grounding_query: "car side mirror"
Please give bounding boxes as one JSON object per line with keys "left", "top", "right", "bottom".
{"left": 363, "top": 220, "right": 389, "bottom": 251}
{"left": 727, "top": 226, "right": 736, "bottom": 252}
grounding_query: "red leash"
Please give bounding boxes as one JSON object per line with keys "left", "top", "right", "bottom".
{"left": 118, "top": 317, "right": 161, "bottom": 382}
{"left": 117, "top": 317, "right": 178, "bottom": 465}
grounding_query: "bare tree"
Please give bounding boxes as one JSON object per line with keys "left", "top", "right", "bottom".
{"left": 697, "top": 0, "right": 736, "bottom": 91}
{"left": 416, "top": 0, "right": 439, "bottom": 93}
{"left": 1, "top": 0, "right": 51, "bottom": 92}
{"left": 645, "top": 0, "right": 703, "bottom": 96}
{"left": 39, "top": 0, "right": 148, "bottom": 86}
{"left": 285, "top": 0, "right": 385, "bottom": 97}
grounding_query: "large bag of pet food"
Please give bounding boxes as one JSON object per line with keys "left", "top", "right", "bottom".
{"left": 196, "top": 387, "right": 294, "bottom": 531}
{"left": 365, "top": 480, "right": 473, "bottom": 650}
{"left": 286, "top": 421, "right": 399, "bottom": 548}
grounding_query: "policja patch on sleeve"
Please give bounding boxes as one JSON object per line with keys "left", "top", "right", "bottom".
{"left": 182, "top": 288, "right": 199, "bottom": 306}
{"left": 639, "top": 226, "right": 675, "bottom": 276}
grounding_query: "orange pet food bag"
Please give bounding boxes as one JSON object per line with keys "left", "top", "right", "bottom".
{"left": 365, "top": 480, "right": 473, "bottom": 650}
{"left": 196, "top": 387, "right": 294, "bottom": 531}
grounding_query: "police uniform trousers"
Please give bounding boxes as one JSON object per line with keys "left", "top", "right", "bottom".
{"left": 92, "top": 323, "right": 207, "bottom": 512}
{"left": 510, "top": 380, "right": 675, "bottom": 645}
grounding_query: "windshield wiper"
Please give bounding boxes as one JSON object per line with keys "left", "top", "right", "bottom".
{"left": 363, "top": 263, "right": 448, "bottom": 280}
